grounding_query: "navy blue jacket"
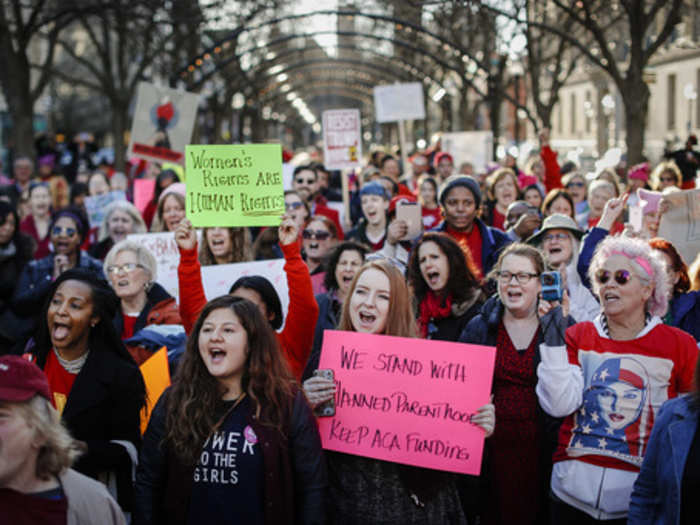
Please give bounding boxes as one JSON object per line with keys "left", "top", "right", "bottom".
{"left": 669, "top": 291, "right": 700, "bottom": 341}
{"left": 303, "top": 292, "right": 339, "bottom": 381}
{"left": 431, "top": 217, "right": 511, "bottom": 276}
{"left": 576, "top": 226, "right": 607, "bottom": 290}
{"left": 629, "top": 395, "right": 700, "bottom": 524}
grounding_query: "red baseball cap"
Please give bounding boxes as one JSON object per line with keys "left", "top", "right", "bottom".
{"left": 389, "top": 194, "right": 417, "bottom": 214}
{"left": 0, "top": 355, "right": 51, "bottom": 402}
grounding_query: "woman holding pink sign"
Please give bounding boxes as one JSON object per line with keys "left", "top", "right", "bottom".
{"left": 304, "top": 259, "right": 495, "bottom": 524}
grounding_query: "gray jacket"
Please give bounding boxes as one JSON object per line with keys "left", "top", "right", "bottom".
{"left": 61, "top": 468, "right": 126, "bottom": 525}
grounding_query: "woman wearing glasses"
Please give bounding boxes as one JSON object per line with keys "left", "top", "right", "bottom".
{"left": 459, "top": 244, "right": 574, "bottom": 525}
{"left": 562, "top": 172, "right": 589, "bottom": 228}
{"left": 302, "top": 215, "right": 338, "bottom": 294}
{"left": 527, "top": 214, "right": 599, "bottom": 323}
{"left": 103, "top": 240, "right": 181, "bottom": 363}
{"left": 649, "top": 161, "right": 682, "bottom": 191}
{"left": 536, "top": 236, "right": 698, "bottom": 523}
{"left": 14, "top": 207, "right": 104, "bottom": 319}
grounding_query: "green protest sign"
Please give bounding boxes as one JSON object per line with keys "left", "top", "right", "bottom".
{"left": 185, "top": 144, "right": 284, "bottom": 227}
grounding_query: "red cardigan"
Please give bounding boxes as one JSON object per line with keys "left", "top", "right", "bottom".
{"left": 177, "top": 240, "right": 319, "bottom": 381}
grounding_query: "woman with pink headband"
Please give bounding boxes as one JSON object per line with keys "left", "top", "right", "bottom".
{"left": 535, "top": 235, "right": 698, "bottom": 523}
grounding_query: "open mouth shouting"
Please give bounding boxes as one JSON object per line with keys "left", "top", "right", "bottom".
{"left": 51, "top": 321, "right": 72, "bottom": 343}
{"left": 356, "top": 310, "right": 377, "bottom": 330}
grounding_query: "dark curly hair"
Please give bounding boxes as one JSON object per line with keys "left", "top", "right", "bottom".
{"left": 164, "top": 295, "right": 295, "bottom": 464}
{"left": 408, "top": 232, "right": 482, "bottom": 304}
{"left": 322, "top": 241, "right": 369, "bottom": 291}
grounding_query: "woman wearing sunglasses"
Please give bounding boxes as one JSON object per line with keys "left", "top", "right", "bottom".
{"left": 14, "top": 207, "right": 104, "bottom": 322}
{"left": 527, "top": 214, "right": 599, "bottom": 323}
{"left": 562, "top": 172, "right": 589, "bottom": 228}
{"left": 537, "top": 236, "right": 698, "bottom": 523}
{"left": 302, "top": 215, "right": 338, "bottom": 294}
{"left": 103, "top": 240, "right": 181, "bottom": 363}
{"left": 459, "top": 243, "right": 574, "bottom": 525}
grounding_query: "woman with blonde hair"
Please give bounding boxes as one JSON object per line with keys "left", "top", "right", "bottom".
{"left": 90, "top": 200, "right": 147, "bottom": 260}
{"left": 649, "top": 161, "right": 682, "bottom": 191}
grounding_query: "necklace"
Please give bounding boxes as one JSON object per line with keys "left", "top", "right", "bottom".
{"left": 53, "top": 347, "right": 90, "bottom": 374}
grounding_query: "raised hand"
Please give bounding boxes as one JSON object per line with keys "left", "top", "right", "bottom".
{"left": 278, "top": 213, "right": 299, "bottom": 246}
{"left": 174, "top": 218, "right": 197, "bottom": 251}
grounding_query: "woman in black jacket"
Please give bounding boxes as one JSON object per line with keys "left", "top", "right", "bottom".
{"left": 0, "top": 200, "right": 35, "bottom": 350}
{"left": 27, "top": 268, "right": 146, "bottom": 511}
{"left": 458, "top": 243, "right": 573, "bottom": 525}
{"left": 134, "top": 295, "right": 326, "bottom": 525}
{"left": 408, "top": 232, "right": 484, "bottom": 341}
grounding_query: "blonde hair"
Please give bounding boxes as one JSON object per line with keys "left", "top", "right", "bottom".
{"left": 10, "top": 396, "right": 83, "bottom": 479}
{"left": 98, "top": 200, "right": 147, "bottom": 241}
{"left": 103, "top": 239, "right": 158, "bottom": 282}
{"left": 650, "top": 161, "right": 682, "bottom": 191}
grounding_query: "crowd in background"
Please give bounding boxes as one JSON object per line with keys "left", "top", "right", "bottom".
{"left": 1, "top": 129, "right": 700, "bottom": 524}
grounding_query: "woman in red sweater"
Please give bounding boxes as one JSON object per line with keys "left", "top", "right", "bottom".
{"left": 174, "top": 215, "right": 319, "bottom": 380}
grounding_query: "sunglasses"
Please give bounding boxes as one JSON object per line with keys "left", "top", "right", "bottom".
{"left": 106, "top": 263, "right": 144, "bottom": 275}
{"left": 52, "top": 226, "right": 77, "bottom": 237}
{"left": 595, "top": 269, "right": 636, "bottom": 285}
{"left": 566, "top": 182, "right": 585, "bottom": 188}
{"left": 303, "top": 229, "right": 331, "bottom": 241}
{"left": 295, "top": 178, "right": 315, "bottom": 185}
{"left": 659, "top": 177, "right": 676, "bottom": 183}
{"left": 285, "top": 201, "right": 303, "bottom": 211}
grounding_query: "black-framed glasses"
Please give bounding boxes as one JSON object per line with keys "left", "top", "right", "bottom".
{"left": 497, "top": 271, "right": 539, "bottom": 284}
{"left": 106, "top": 263, "right": 144, "bottom": 275}
{"left": 285, "top": 201, "right": 303, "bottom": 211}
{"left": 51, "top": 226, "right": 77, "bottom": 237}
{"left": 595, "top": 269, "right": 637, "bottom": 286}
{"left": 303, "top": 229, "right": 331, "bottom": 241}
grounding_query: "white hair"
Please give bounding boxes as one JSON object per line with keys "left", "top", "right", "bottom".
{"left": 98, "top": 200, "right": 147, "bottom": 241}
{"left": 103, "top": 239, "right": 157, "bottom": 281}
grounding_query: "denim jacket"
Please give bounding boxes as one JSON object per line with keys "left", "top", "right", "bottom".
{"left": 629, "top": 395, "right": 699, "bottom": 525}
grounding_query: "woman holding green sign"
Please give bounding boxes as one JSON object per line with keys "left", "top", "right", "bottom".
{"left": 175, "top": 214, "right": 318, "bottom": 381}
{"left": 304, "top": 259, "right": 495, "bottom": 524}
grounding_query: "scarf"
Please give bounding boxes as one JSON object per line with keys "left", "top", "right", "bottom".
{"left": 418, "top": 290, "right": 452, "bottom": 338}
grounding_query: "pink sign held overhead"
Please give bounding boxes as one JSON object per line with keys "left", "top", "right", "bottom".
{"left": 133, "top": 178, "right": 156, "bottom": 214}
{"left": 317, "top": 330, "right": 496, "bottom": 476}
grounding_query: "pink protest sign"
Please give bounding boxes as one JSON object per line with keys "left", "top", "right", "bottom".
{"left": 317, "top": 330, "right": 496, "bottom": 475}
{"left": 134, "top": 178, "right": 156, "bottom": 214}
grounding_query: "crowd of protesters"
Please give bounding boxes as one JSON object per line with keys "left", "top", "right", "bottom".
{"left": 1, "top": 129, "right": 700, "bottom": 525}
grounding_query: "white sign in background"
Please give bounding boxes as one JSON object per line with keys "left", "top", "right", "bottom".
{"left": 441, "top": 131, "right": 494, "bottom": 174}
{"left": 127, "top": 232, "right": 289, "bottom": 325}
{"left": 373, "top": 83, "right": 426, "bottom": 123}
{"left": 322, "top": 109, "right": 363, "bottom": 170}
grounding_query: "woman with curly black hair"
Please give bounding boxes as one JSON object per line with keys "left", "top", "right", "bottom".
{"left": 408, "top": 232, "right": 484, "bottom": 341}
{"left": 134, "top": 295, "right": 325, "bottom": 525}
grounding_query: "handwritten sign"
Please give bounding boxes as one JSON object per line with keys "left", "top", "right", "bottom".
{"left": 83, "top": 190, "right": 126, "bottom": 229}
{"left": 442, "top": 131, "right": 494, "bottom": 174}
{"left": 658, "top": 188, "right": 700, "bottom": 265}
{"left": 128, "top": 82, "right": 199, "bottom": 164}
{"left": 185, "top": 144, "right": 285, "bottom": 227}
{"left": 126, "top": 232, "right": 289, "bottom": 323}
{"left": 373, "top": 83, "right": 426, "bottom": 123}
{"left": 322, "top": 109, "right": 362, "bottom": 170}
{"left": 318, "top": 330, "right": 495, "bottom": 475}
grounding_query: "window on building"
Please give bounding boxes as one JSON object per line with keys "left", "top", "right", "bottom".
{"left": 570, "top": 93, "right": 577, "bottom": 135}
{"left": 668, "top": 73, "right": 676, "bottom": 131}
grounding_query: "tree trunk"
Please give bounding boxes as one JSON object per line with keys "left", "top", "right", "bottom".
{"left": 621, "top": 76, "right": 650, "bottom": 166}
{"left": 7, "top": 95, "right": 35, "bottom": 161}
{"left": 112, "top": 102, "right": 128, "bottom": 172}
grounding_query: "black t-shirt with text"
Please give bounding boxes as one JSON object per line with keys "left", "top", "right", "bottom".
{"left": 187, "top": 396, "right": 265, "bottom": 525}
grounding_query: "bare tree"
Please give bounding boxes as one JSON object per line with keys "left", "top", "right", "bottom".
{"left": 0, "top": 1, "right": 90, "bottom": 160}
{"left": 481, "top": 0, "right": 686, "bottom": 164}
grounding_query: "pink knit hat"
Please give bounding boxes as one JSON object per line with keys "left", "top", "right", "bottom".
{"left": 158, "top": 182, "right": 186, "bottom": 202}
{"left": 628, "top": 162, "right": 650, "bottom": 182}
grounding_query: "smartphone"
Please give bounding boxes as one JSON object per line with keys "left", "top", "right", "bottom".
{"left": 396, "top": 201, "right": 423, "bottom": 240}
{"left": 541, "top": 271, "right": 563, "bottom": 302}
{"left": 312, "top": 369, "right": 336, "bottom": 417}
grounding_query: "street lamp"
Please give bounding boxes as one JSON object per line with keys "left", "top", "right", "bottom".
{"left": 683, "top": 83, "right": 697, "bottom": 133}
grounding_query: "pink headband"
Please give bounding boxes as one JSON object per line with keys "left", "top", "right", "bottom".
{"left": 610, "top": 250, "right": 653, "bottom": 278}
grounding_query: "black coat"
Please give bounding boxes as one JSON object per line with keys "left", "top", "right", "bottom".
{"left": 422, "top": 289, "right": 484, "bottom": 342}
{"left": 458, "top": 295, "right": 572, "bottom": 523}
{"left": 31, "top": 345, "right": 145, "bottom": 510}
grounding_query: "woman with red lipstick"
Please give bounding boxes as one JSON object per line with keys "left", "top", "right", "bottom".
{"left": 134, "top": 295, "right": 325, "bottom": 525}
{"left": 304, "top": 260, "right": 495, "bottom": 523}
{"left": 459, "top": 243, "right": 573, "bottom": 525}
{"left": 408, "top": 232, "right": 484, "bottom": 342}
{"left": 27, "top": 268, "right": 146, "bottom": 512}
